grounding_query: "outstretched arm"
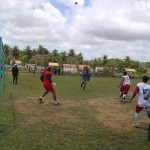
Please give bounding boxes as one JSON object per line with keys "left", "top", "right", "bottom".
{"left": 130, "top": 93, "right": 137, "bottom": 102}
{"left": 119, "top": 77, "right": 124, "bottom": 87}
{"left": 40, "top": 75, "right": 44, "bottom": 82}
{"left": 130, "top": 86, "right": 139, "bottom": 102}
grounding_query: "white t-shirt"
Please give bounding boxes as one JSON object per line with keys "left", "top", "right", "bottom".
{"left": 136, "top": 82, "right": 150, "bottom": 107}
{"left": 122, "top": 75, "right": 130, "bottom": 85}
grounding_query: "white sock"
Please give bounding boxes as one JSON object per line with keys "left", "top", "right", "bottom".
{"left": 123, "top": 94, "right": 126, "bottom": 98}
{"left": 39, "top": 96, "right": 43, "bottom": 100}
{"left": 135, "top": 113, "right": 139, "bottom": 127}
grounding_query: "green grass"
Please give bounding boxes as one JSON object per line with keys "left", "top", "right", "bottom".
{"left": 0, "top": 72, "right": 150, "bottom": 150}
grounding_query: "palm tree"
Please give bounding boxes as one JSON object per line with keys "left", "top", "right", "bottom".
{"left": 51, "top": 49, "right": 60, "bottom": 62}
{"left": 75, "top": 52, "right": 84, "bottom": 64}
{"left": 12, "top": 46, "right": 20, "bottom": 59}
{"left": 102, "top": 55, "right": 108, "bottom": 66}
{"left": 37, "top": 45, "right": 49, "bottom": 55}
{"left": 68, "top": 49, "right": 75, "bottom": 57}
{"left": 23, "top": 46, "right": 32, "bottom": 62}
{"left": 124, "top": 56, "right": 131, "bottom": 67}
{"left": 3, "top": 44, "right": 11, "bottom": 58}
{"left": 60, "top": 51, "right": 67, "bottom": 63}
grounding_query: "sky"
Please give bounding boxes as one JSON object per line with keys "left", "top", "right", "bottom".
{"left": 0, "top": 0, "right": 150, "bottom": 62}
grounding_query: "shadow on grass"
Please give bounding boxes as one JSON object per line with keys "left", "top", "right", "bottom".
{"left": 82, "top": 90, "right": 92, "bottom": 93}
{"left": 120, "top": 101, "right": 130, "bottom": 104}
{"left": 138, "top": 126, "right": 148, "bottom": 131}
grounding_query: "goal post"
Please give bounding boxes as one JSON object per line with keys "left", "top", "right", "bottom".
{"left": 0, "top": 37, "right": 4, "bottom": 91}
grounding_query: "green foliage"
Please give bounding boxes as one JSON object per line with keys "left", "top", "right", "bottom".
{"left": 12, "top": 57, "right": 15, "bottom": 65}
{"left": 37, "top": 45, "right": 49, "bottom": 55}
{"left": 2, "top": 43, "right": 149, "bottom": 76}
{"left": 103, "top": 66, "right": 115, "bottom": 77}
{"left": 12, "top": 46, "right": 20, "bottom": 59}
{"left": 68, "top": 49, "right": 75, "bottom": 57}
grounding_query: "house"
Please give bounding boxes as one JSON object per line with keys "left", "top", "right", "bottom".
{"left": 10, "top": 59, "right": 22, "bottom": 65}
{"left": 125, "top": 68, "right": 136, "bottom": 73}
{"left": 79, "top": 65, "right": 90, "bottom": 70}
{"left": 63, "top": 64, "right": 77, "bottom": 72}
{"left": 95, "top": 67, "right": 104, "bottom": 72}
{"left": 49, "top": 62, "right": 59, "bottom": 67}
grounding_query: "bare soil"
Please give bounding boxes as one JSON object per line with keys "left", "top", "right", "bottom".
{"left": 14, "top": 96, "right": 149, "bottom": 131}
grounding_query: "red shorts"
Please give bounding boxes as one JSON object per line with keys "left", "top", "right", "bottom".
{"left": 44, "top": 83, "right": 54, "bottom": 92}
{"left": 136, "top": 105, "right": 144, "bottom": 113}
{"left": 120, "top": 84, "right": 130, "bottom": 93}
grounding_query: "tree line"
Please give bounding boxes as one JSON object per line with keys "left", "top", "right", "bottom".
{"left": 3, "top": 44, "right": 150, "bottom": 74}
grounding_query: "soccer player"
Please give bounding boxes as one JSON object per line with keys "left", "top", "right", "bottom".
{"left": 80, "top": 67, "right": 91, "bottom": 91}
{"left": 12, "top": 64, "right": 19, "bottom": 84}
{"left": 130, "top": 76, "right": 150, "bottom": 128}
{"left": 119, "top": 71, "right": 131, "bottom": 101}
{"left": 143, "top": 88, "right": 150, "bottom": 141}
{"left": 39, "top": 66, "right": 60, "bottom": 105}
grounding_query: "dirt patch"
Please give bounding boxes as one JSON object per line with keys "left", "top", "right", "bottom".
{"left": 14, "top": 96, "right": 149, "bottom": 131}
{"left": 14, "top": 96, "right": 80, "bottom": 125}
{"left": 86, "top": 97, "right": 149, "bottom": 131}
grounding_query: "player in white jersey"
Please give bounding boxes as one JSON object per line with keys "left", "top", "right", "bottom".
{"left": 119, "top": 71, "right": 131, "bottom": 101}
{"left": 130, "top": 76, "right": 150, "bottom": 128}
{"left": 143, "top": 88, "right": 150, "bottom": 141}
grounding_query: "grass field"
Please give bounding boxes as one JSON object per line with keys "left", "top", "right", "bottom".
{"left": 0, "top": 72, "right": 150, "bottom": 150}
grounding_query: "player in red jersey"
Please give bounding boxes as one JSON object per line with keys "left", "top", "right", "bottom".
{"left": 119, "top": 71, "right": 131, "bottom": 101}
{"left": 39, "top": 66, "right": 60, "bottom": 105}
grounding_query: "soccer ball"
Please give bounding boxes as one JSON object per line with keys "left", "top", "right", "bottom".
{"left": 75, "top": 2, "right": 78, "bottom": 5}
{"left": 52, "top": 83, "right": 56, "bottom": 86}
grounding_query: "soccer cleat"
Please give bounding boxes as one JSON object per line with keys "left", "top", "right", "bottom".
{"left": 135, "top": 125, "right": 139, "bottom": 129}
{"left": 120, "top": 97, "right": 123, "bottom": 102}
{"left": 79, "top": 88, "right": 83, "bottom": 91}
{"left": 39, "top": 97, "right": 43, "bottom": 103}
{"left": 53, "top": 100, "right": 60, "bottom": 106}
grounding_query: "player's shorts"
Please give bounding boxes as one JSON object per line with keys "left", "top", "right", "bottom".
{"left": 147, "top": 106, "right": 150, "bottom": 118}
{"left": 120, "top": 84, "right": 130, "bottom": 93}
{"left": 136, "top": 105, "right": 144, "bottom": 113}
{"left": 82, "top": 79, "right": 88, "bottom": 84}
{"left": 13, "top": 74, "right": 18, "bottom": 77}
{"left": 44, "top": 83, "right": 54, "bottom": 92}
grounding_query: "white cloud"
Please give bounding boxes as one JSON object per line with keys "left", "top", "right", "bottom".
{"left": 1, "top": 0, "right": 150, "bottom": 62}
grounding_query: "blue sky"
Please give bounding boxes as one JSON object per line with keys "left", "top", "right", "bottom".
{"left": 49, "top": 0, "right": 71, "bottom": 16}
{"left": 49, "top": 0, "right": 91, "bottom": 16}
